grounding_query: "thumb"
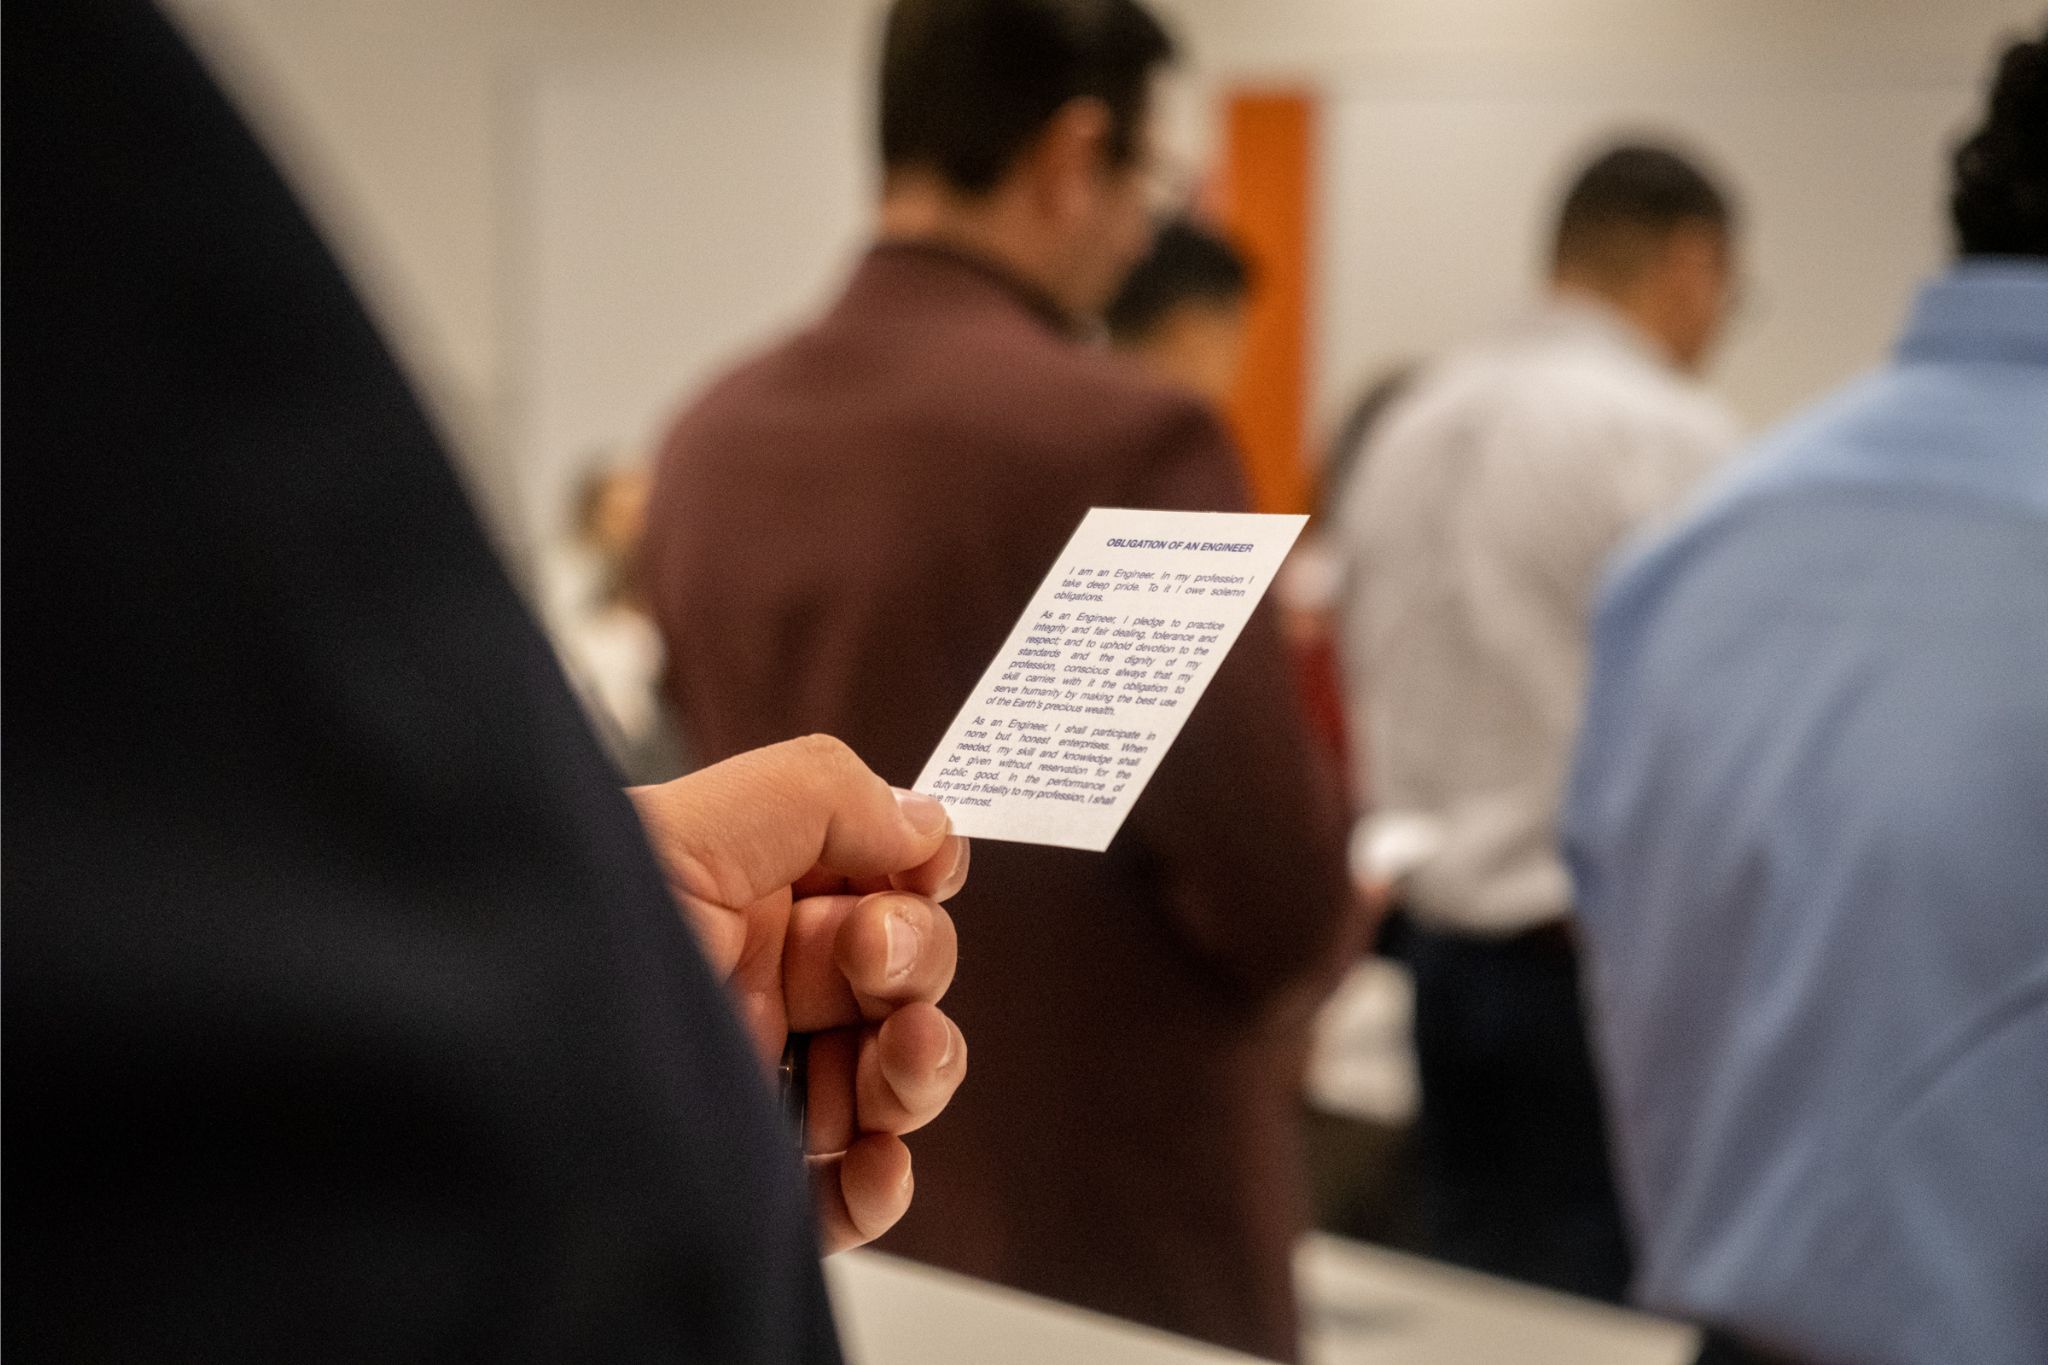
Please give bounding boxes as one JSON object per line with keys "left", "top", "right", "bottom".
{"left": 630, "top": 734, "right": 951, "bottom": 909}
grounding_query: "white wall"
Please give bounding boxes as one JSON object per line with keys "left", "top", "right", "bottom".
{"left": 515, "top": 5, "right": 881, "bottom": 540}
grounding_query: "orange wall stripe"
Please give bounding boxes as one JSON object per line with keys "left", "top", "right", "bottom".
{"left": 1217, "top": 89, "right": 1315, "bottom": 516}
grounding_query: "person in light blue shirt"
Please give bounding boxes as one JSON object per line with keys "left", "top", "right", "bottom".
{"left": 1563, "top": 29, "right": 2048, "bottom": 1365}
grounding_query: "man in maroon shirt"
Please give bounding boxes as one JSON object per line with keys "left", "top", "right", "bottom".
{"left": 642, "top": 2, "right": 1363, "bottom": 1357}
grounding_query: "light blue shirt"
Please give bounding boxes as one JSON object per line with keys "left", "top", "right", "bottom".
{"left": 1564, "top": 260, "right": 2048, "bottom": 1365}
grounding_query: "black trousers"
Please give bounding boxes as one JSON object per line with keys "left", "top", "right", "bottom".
{"left": 1404, "top": 918, "right": 1634, "bottom": 1304}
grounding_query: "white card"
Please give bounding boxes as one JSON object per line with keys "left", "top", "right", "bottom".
{"left": 913, "top": 507, "right": 1308, "bottom": 851}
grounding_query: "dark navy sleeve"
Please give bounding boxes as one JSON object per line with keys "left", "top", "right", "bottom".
{"left": 2, "top": 3, "right": 840, "bottom": 1360}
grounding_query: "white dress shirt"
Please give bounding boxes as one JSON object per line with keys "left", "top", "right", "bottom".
{"left": 1334, "top": 294, "right": 1738, "bottom": 935}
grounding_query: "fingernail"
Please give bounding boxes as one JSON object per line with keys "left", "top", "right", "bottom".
{"left": 893, "top": 787, "right": 949, "bottom": 839}
{"left": 884, "top": 902, "right": 923, "bottom": 979}
{"left": 935, "top": 838, "right": 971, "bottom": 901}
{"left": 937, "top": 1021, "right": 957, "bottom": 1070}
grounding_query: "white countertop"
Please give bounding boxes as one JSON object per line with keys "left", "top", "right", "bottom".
{"left": 830, "top": 1233, "right": 1700, "bottom": 1365}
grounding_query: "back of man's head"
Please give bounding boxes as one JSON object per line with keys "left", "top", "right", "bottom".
{"left": 1952, "top": 26, "right": 2048, "bottom": 259}
{"left": 1550, "top": 143, "right": 1734, "bottom": 290}
{"left": 880, "top": 0, "right": 1174, "bottom": 196}
{"left": 1105, "top": 218, "right": 1251, "bottom": 344}
{"left": 1104, "top": 217, "right": 1252, "bottom": 406}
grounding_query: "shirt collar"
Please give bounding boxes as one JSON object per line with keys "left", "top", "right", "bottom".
{"left": 1523, "top": 291, "right": 1677, "bottom": 371}
{"left": 864, "top": 237, "right": 1080, "bottom": 338}
{"left": 1897, "top": 258, "right": 2048, "bottom": 367}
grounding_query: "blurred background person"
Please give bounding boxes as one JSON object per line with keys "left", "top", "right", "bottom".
{"left": 640, "top": 0, "right": 1362, "bottom": 1357}
{"left": 1332, "top": 142, "right": 1744, "bottom": 1302}
{"left": 1565, "top": 28, "right": 2048, "bottom": 1365}
{"left": 538, "top": 453, "right": 687, "bottom": 783}
{"left": 1106, "top": 213, "right": 1253, "bottom": 409}
{"left": 1103, "top": 221, "right": 1429, "bottom": 1257}
{"left": 1107, "top": 216, "right": 1353, "bottom": 780}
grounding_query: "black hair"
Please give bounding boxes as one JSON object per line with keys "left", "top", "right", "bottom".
{"left": 1104, "top": 217, "right": 1251, "bottom": 341}
{"left": 1551, "top": 143, "right": 1733, "bottom": 283}
{"left": 1952, "top": 26, "right": 2048, "bottom": 258}
{"left": 879, "top": 0, "right": 1175, "bottom": 196}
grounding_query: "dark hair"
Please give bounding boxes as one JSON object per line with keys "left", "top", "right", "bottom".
{"left": 879, "top": 0, "right": 1175, "bottom": 195}
{"left": 1104, "top": 217, "right": 1251, "bottom": 341}
{"left": 1551, "top": 143, "right": 1733, "bottom": 282}
{"left": 1952, "top": 27, "right": 2048, "bottom": 258}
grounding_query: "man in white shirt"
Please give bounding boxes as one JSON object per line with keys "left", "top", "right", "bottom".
{"left": 1333, "top": 144, "right": 1742, "bottom": 1302}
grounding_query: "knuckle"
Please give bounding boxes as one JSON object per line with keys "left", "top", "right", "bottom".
{"left": 791, "top": 732, "right": 858, "bottom": 772}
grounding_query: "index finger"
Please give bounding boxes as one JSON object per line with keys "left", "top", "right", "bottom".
{"left": 630, "top": 735, "right": 953, "bottom": 911}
